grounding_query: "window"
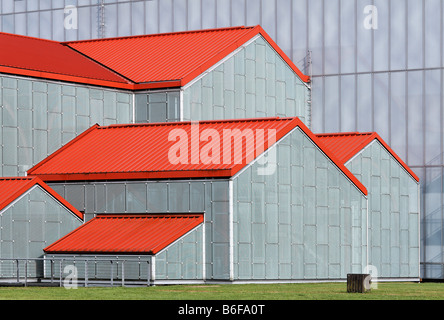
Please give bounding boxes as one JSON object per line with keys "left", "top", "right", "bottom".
{"left": 135, "top": 91, "right": 180, "bottom": 123}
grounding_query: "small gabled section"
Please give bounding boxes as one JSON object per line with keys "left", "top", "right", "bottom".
{"left": 0, "top": 176, "right": 83, "bottom": 220}
{"left": 316, "top": 132, "right": 419, "bottom": 182}
{"left": 44, "top": 214, "right": 204, "bottom": 255}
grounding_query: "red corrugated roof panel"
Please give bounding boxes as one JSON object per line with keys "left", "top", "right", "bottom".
{"left": 44, "top": 214, "right": 204, "bottom": 254}
{"left": 316, "top": 132, "right": 375, "bottom": 164}
{"left": 0, "top": 177, "right": 83, "bottom": 219}
{"left": 316, "top": 132, "right": 419, "bottom": 182}
{"left": 28, "top": 117, "right": 367, "bottom": 195}
{"left": 0, "top": 32, "right": 131, "bottom": 88}
{"left": 28, "top": 117, "right": 300, "bottom": 180}
{"left": 65, "top": 25, "right": 310, "bottom": 87}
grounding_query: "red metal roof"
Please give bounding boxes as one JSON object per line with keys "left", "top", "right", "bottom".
{"left": 65, "top": 25, "right": 310, "bottom": 88}
{"left": 0, "top": 177, "right": 83, "bottom": 219}
{"left": 44, "top": 214, "right": 204, "bottom": 254}
{"left": 0, "top": 32, "right": 131, "bottom": 88}
{"left": 316, "top": 132, "right": 419, "bottom": 182}
{"left": 28, "top": 117, "right": 367, "bottom": 195}
{"left": 28, "top": 117, "right": 300, "bottom": 180}
{"left": 1, "top": 26, "right": 308, "bottom": 89}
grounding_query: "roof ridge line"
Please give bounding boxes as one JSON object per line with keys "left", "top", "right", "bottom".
{"left": 63, "top": 25, "right": 254, "bottom": 44}
{"left": 63, "top": 44, "right": 135, "bottom": 84}
{"left": 0, "top": 31, "right": 60, "bottom": 43}
{"left": 0, "top": 63, "right": 132, "bottom": 84}
{"left": 27, "top": 124, "right": 100, "bottom": 176}
{"left": 315, "top": 132, "right": 375, "bottom": 137}
{"left": 103, "top": 116, "right": 297, "bottom": 129}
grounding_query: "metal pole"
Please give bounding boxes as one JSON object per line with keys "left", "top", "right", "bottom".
{"left": 59, "top": 259, "right": 63, "bottom": 287}
{"left": 147, "top": 260, "right": 150, "bottom": 287}
{"left": 110, "top": 260, "right": 113, "bottom": 287}
{"left": 85, "top": 260, "right": 88, "bottom": 288}
{"left": 121, "top": 261, "right": 125, "bottom": 287}
{"left": 50, "top": 260, "right": 54, "bottom": 284}
{"left": 16, "top": 259, "right": 19, "bottom": 283}
{"left": 24, "top": 260, "right": 27, "bottom": 287}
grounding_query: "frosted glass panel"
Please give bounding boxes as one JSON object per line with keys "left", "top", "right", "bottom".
{"left": 0, "top": 76, "right": 132, "bottom": 176}
{"left": 233, "top": 127, "right": 368, "bottom": 280}
{"left": 183, "top": 36, "right": 310, "bottom": 126}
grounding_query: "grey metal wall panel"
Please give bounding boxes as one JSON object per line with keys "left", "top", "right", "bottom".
{"left": 155, "top": 225, "right": 203, "bottom": 281}
{"left": 0, "top": 185, "right": 82, "bottom": 274}
{"left": 0, "top": 75, "right": 133, "bottom": 176}
{"left": 49, "top": 179, "right": 229, "bottom": 280}
{"left": 182, "top": 35, "right": 310, "bottom": 125}
{"left": 346, "top": 140, "right": 420, "bottom": 279}
{"left": 232, "top": 127, "right": 368, "bottom": 280}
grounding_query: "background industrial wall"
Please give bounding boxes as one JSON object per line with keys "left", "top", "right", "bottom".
{"left": 0, "top": 0, "right": 440, "bottom": 279}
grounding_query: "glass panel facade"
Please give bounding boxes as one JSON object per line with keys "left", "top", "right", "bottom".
{"left": 135, "top": 91, "right": 180, "bottom": 123}
{"left": 0, "top": 185, "right": 82, "bottom": 271}
{"left": 346, "top": 140, "right": 420, "bottom": 278}
{"left": 182, "top": 35, "right": 310, "bottom": 126}
{"left": 0, "top": 75, "right": 133, "bottom": 176}
{"left": 155, "top": 225, "right": 204, "bottom": 281}
{"left": 232, "top": 127, "right": 368, "bottom": 280}
{"left": 48, "top": 180, "right": 228, "bottom": 280}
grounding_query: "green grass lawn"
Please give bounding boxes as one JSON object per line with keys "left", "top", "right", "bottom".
{"left": 0, "top": 282, "right": 442, "bottom": 300}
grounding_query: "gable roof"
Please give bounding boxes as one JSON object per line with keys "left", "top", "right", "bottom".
{"left": 44, "top": 214, "right": 204, "bottom": 255}
{"left": 0, "top": 177, "right": 83, "bottom": 219}
{"left": 0, "top": 26, "right": 310, "bottom": 90}
{"left": 27, "top": 117, "right": 367, "bottom": 195}
{"left": 27, "top": 117, "right": 301, "bottom": 181}
{"left": 64, "top": 25, "right": 309, "bottom": 88}
{"left": 0, "top": 32, "right": 131, "bottom": 88}
{"left": 316, "top": 132, "right": 419, "bottom": 182}
{"left": 1, "top": 26, "right": 309, "bottom": 89}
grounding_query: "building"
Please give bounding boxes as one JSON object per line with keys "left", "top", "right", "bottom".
{"left": 0, "top": 17, "right": 420, "bottom": 283}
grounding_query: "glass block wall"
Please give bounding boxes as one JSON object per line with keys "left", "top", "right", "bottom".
{"left": 49, "top": 180, "right": 229, "bottom": 280}
{"left": 0, "top": 185, "right": 82, "bottom": 265}
{"left": 135, "top": 90, "right": 180, "bottom": 123}
{"left": 346, "top": 140, "right": 420, "bottom": 279}
{"left": 133, "top": 36, "right": 310, "bottom": 125}
{"left": 232, "top": 127, "right": 368, "bottom": 280}
{"left": 182, "top": 35, "right": 310, "bottom": 126}
{"left": 0, "top": 75, "right": 133, "bottom": 176}
{"left": 154, "top": 224, "right": 204, "bottom": 281}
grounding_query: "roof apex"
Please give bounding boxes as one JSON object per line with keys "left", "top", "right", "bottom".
{"left": 316, "top": 131, "right": 419, "bottom": 182}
